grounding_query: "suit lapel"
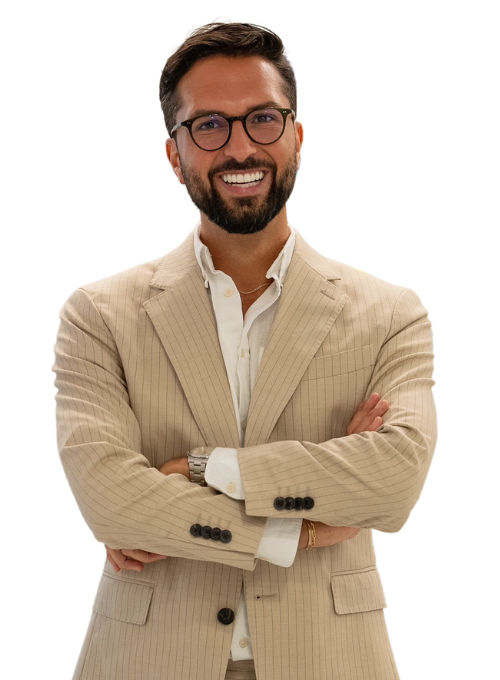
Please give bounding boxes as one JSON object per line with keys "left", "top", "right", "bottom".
{"left": 143, "top": 234, "right": 240, "bottom": 448}
{"left": 245, "top": 235, "right": 348, "bottom": 446}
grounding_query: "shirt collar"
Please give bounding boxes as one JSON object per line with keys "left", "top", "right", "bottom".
{"left": 194, "top": 224, "right": 296, "bottom": 290}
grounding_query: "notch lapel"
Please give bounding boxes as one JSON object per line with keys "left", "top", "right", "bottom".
{"left": 245, "top": 239, "right": 348, "bottom": 447}
{"left": 143, "top": 235, "right": 240, "bottom": 448}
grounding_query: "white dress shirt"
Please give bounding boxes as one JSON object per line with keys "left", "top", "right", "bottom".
{"left": 193, "top": 226, "right": 302, "bottom": 661}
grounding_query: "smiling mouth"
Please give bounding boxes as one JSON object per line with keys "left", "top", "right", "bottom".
{"left": 221, "top": 170, "right": 265, "bottom": 188}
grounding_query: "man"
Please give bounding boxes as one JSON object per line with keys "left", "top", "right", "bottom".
{"left": 53, "top": 22, "right": 437, "bottom": 680}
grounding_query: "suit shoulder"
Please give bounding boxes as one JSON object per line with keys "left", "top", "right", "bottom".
{"left": 330, "top": 259, "right": 417, "bottom": 307}
{"left": 77, "top": 255, "right": 165, "bottom": 306}
{"left": 294, "top": 233, "right": 412, "bottom": 307}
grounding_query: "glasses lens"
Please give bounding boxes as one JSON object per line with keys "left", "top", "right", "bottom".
{"left": 246, "top": 109, "right": 285, "bottom": 144}
{"left": 191, "top": 115, "right": 230, "bottom": 150}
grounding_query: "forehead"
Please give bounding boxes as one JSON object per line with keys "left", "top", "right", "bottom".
{"left": 175, "top": 55, "right": 290, "bottom": 119}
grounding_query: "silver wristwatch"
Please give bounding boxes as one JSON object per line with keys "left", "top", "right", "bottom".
{"left": 187, "top": 446, "right": 214, "bottom": 486}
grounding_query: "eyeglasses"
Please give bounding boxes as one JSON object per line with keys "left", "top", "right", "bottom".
{"left": 171, "top": 107, "right": 295, "bottom": 151}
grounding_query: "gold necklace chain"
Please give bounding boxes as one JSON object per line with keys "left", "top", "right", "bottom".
{"left": 237, "top": 280, "right": 272, "bottom": 295}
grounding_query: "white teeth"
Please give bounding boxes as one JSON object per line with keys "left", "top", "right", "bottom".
{"left": 222, "top": 171, "right": 265, "bottom": 184}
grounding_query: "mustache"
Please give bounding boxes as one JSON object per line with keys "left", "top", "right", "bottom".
{"left": 209, "top": 159, "right": 276, "bottom": 180}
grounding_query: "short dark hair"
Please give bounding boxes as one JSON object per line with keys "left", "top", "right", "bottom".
{"left": 159, "top": 22, "right": 297, "bottom": 136}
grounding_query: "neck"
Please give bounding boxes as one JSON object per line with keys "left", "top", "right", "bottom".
{"left": 198, "top": 209, "right": 291, "bottom": 291}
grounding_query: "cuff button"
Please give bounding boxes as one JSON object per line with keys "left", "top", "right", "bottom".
{"left": 303, "top": 497, "right": 315, "bottom": 510}
{"left": 220, "top": 530, "right": 232, "bottom": 544}
{"left": 274, "top": 497, "right": 286, "bottom": 510}
{"left": 201, "top": 525, "right": 212, "bottom": 539}
{"left": 190, "top": 523, "right": 202, "bottom": 537}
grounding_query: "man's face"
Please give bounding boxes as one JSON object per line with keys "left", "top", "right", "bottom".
{"left": 167, "top": 55, "right": 303, "bottom": 235}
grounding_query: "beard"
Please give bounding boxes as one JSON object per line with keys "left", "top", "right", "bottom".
{"left": 178, "top": 154, "right": 298, "bottom": 235}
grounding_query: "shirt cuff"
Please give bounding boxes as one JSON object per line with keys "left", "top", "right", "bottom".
{"left": 255, "top": 517, "right": 302, "bottom": 567}
{"left": 205, "top": 447, "right": 245, "bottom": 499}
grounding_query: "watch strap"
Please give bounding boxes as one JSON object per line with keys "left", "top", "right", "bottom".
{"left": 187, "top": 446, "right": 214, "bottom": 485}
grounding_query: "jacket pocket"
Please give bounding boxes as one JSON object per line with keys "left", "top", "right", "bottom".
{"left": 330, "top": 567, "right": 387, "bottom": 615}
{"left": 92, "top": 573, "right": 154, "bottom": 625}
{"left": 305, "top": 344, "right": 376, "bottom": 380}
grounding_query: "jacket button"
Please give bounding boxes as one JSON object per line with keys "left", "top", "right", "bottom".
{"left": 217, "top": 608, "right": 235, "bottom": 625}
{"left": 211, "top": 527, "right": 221, "bottom": 541}
{"left": 220, "top": 530, "right": 232, "bottom": 544}
{"left": 190, "top": 523, "right": 202, "bottom": 537}
{"left": 285, "top": 496, "right": 296, "bottom": 510}
{"left": 294, "top": 497, "right": 305, "bottom": 510}
{"left": 201, "top": 525, "right": 212, "bottom": 539}
{"left": 274, "top": 497, "right": 286, "bottom": 510}
{"left": 304, "top": 497, "right": 315, "bottom": 510}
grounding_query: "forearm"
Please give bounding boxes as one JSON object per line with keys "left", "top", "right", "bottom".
{"left": 239, "top": 288, "right": 437, "bottom": 532}
{"left": 62, "top": 442, "right": 266, "bottom": 568}
{"left": 239, "top": 421, "right": 435, "bottom": 532}
{"left": 54, "top": 287, "right": 266, "bottom": 571}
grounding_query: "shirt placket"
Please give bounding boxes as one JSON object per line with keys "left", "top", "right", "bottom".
{"left": 236, "top": 336, "right": 251, "bottom": 444}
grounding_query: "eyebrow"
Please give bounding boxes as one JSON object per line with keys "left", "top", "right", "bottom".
{"left": 187, "top": 101, "right": 285, "bottom": 119}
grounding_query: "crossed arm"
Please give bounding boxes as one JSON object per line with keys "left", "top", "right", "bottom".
{"left": 107, "top": 392, "right": 389, "bottom": 573}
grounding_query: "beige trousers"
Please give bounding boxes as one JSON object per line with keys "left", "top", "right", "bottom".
{"left": 224, "top": 659, "right": 257, "bottom": 679}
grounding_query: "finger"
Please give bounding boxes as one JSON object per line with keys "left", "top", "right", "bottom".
{"left": 107, "top": 547, "right": 144, "bottom": 572}
{"left": 122, "top": 549, "right": 168, "bottom": 564}
{"left": 368, "top": 399, "right": 389, "bottom": 418}
{"left": 347, "top": 393, "right": 381, "bottom": 435}
{"left": 356, "top": 412, "right": 384, "bottom": 434}
{"left": 120, "top": 558, "right": 144, "bottom": 572}
{"left": 347, "top": 394, "right": 389, "bottom": 434}
{"left": 353, "top": 393, "right": 376, "bottom": 418}
{"left": 106, "top": 546, "right": 127, "bottom": 569}
{"left": 364, "top": 416, "right": 383, "bottom": 432}
{"left": 106, "top": 552, "right": 121, "bottom": 573}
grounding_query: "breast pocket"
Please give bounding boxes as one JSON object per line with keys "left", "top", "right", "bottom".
{"left": 305, "top": 344, "right": 376, "bottom": 381}
{"left": 283, "top": 345, "right": 377, "bottom": 442}
{"left": 330, "top": 567, "right": 387, "bottom": 615}
{"left": 92, "top": 573, "right": 154, "bottom": 625}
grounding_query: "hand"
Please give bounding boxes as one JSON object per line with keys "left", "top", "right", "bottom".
{"left": 107, "top": 457, "right": 189, "bottom": 572}
{"left": 158, "top": 456, "right": 190, "bottom": 479}
{"left": 346, "top": 392, "right": 389, "bottom": 435}
{"left": 106, "top": 545, "right": 168, "bottom": 573}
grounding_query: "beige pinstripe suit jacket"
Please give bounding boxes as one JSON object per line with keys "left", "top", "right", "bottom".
{"left": 53, "top": 230, "right": 437, "bottom": 680}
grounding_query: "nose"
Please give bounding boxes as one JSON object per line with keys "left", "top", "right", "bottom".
{"left": 223, "top": 119, "right": 258, "bottom": 162}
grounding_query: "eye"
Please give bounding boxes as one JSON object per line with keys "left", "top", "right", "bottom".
{"left": 249, "top": 110, "right": 282, "bottom": 125}
{"left": 193, "top": 115, "right": 227, "bottom": 133}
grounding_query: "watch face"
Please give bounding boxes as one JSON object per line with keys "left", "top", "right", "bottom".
{"left": 190, "top": 447, "right": 212, "bottom": 459}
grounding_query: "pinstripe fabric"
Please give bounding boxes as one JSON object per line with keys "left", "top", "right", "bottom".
{"left": 53, "top": 230, "right": 436, "bottom": 680}
{"left": 225, "top": 660, "right": 257, "bottom": 679}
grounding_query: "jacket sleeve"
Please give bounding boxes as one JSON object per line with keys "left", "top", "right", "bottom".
{"left": 52, "top": 287, "right": 266, "bottom": 570}
{"left": 238, "top": 287, "right": 437, "bottom": 533}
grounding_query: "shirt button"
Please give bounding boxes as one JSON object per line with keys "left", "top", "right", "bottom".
{"left": 240, "top": 348, "right": 245, "bottom": 357}
{"left": 241, "top": 420, "right": 247, "bottom": 431}
{"left": 239, "top": 638, "right": 249, "bottom": 648}
{"left": 224, "top": 288, "right": 233, "bottom": 297}
{"left": 226, "top": 482, "right": 237, "bottom": 494}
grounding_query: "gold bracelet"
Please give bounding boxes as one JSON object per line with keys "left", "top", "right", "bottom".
{"left": 305, "top": 519, "right": 316, "bottom": 550}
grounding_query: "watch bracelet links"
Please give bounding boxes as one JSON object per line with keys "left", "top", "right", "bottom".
{"left": 188, "top": 446, "right": 215, "bottom": 486}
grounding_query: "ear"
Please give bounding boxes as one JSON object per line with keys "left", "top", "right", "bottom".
{"left": 294, "top": 120, "right": 304, "bottom": 165}
{"left": 166, "top": 138, "right": 185, "bottom": 185}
